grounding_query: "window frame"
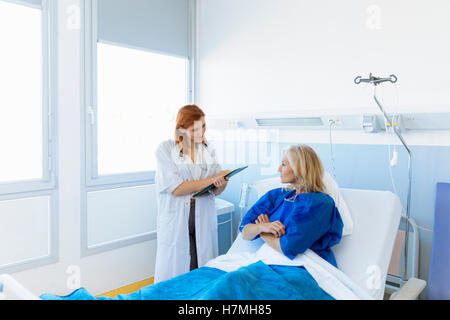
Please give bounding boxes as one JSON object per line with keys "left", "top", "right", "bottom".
{"left": 0, "top": 0, "right": 58, "bottom": 274}
{"left": 0, "top": 0, "right": 57, "bottom": 195}
{"left": 82, "top": 0, "right": 195, "bottom": 188}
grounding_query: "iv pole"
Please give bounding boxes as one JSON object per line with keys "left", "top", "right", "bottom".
{"left": 354, "top": 74, "right": 412, "bottom": 284}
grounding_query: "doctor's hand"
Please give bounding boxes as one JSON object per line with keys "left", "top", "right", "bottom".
{"left": 212, "top": 175, "right": 229, "bottom": 188}
{"left": 212, "top": 170, "right": 231, "bottom": 196}
{"left": 212, "top": 170, "right": 231, "bottom": 188}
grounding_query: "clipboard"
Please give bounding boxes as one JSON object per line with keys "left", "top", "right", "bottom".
{"left": 192, "top": 165, "right": 249, "bottom": 198}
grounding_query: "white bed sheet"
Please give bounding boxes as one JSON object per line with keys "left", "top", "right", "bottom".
{"left": 206, "top": 238, "right": 374, "bottom": 300}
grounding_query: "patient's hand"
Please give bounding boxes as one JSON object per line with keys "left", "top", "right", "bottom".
{"left": 242, "top": 215, "right": 285, "bottom": 241}
{"left": 260, "top": 232, "right": 283, "bottom": 254}
{"left": 255, "top": 216, "right": 285, "bottom": 238}
{"left": 255, "top": 214, "right": 269, "bottom": 224}
{"left": 260, "top": 232, "right": 275, "bottom": 242}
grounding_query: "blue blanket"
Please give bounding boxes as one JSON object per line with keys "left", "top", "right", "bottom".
{"left": 40, "top": 261, "right": 334, "bottom": 300}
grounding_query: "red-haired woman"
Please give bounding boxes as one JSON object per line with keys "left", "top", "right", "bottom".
{"left": 154, "top": 105, "right": 230, "bottom": 283}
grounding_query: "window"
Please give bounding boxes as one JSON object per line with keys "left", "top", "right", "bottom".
{"left": 0, "top": 0, "right": 55, "bottom": 194}
{"left": 96, "top": 43, "right": 187, "bottom": 176}
{"left": 85, "top": 0, "right": 193, "bottom": 185}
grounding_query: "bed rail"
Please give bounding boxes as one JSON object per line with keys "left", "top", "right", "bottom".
{"left": 0, "top": 274, "right": 40, "bottom": 300}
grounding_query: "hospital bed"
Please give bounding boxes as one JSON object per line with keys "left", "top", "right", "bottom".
{"left": 0, "top": 185, "right": 426, "bottom": 300}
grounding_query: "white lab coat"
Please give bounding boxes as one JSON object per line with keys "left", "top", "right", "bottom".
{"left": 154, "top": 139, "right": 222, "bottom": 283}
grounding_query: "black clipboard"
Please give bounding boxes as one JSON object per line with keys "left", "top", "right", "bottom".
{"left": 192, "top": 165, "right": 249, "bottom": 198}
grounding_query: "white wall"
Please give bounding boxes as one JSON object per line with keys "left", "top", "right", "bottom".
{"left": 9, "top": 0, "right": 157, "bottom": 297}
{"left": 197, "top": 0, "right": 450, "bottom": 118}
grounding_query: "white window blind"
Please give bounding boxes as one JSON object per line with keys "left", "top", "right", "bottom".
{"left": 5, "top": 0, "right": 42, "bottom": 9}
{"left": 97, "top": 0, "right": 190, "bottom": 57}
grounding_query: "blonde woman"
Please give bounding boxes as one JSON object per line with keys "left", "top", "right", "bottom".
{"left": 239, "top": 145, "right": 343, "bottom": 268}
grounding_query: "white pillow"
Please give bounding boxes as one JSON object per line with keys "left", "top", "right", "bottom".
{"left": 322, "top": 172, "right": 354, "bottom": 236}
{"left": 251, "top": 172, "right": 354, "bottom": 236}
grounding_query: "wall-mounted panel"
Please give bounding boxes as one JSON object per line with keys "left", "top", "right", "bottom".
{"left": 87, "top": 185, "right": 157, "bottom": 248}
{"left": 0, "top": 196, "right": 50, "bottom": 267}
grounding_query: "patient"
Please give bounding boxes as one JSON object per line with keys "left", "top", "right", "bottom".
{"left": 240, "top": 144, "right": 343, "bottom": 268}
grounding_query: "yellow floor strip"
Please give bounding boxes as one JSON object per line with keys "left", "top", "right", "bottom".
{"left": 96, "top": 278, "right": 154, "bottom": 298}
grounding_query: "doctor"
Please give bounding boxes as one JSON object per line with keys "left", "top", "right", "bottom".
{"left": 154, "top": 105, "right": 230, "bottom": 283}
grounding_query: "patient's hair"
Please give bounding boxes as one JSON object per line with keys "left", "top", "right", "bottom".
{"left": 174, "top": 105, "right": 206, "bottom": 145}
{"left": 283, "top": 145, "right": 327, "bottom": 194}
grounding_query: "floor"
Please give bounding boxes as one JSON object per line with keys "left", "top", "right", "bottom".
{"left": 96, "top": 278, "right": 154, "bottom": 298}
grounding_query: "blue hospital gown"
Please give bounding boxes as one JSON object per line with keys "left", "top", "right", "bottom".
{"left": 239, "top": 188, "right": 343, "bottom": 268}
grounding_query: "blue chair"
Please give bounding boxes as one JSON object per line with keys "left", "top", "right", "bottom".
{"left": 427, "top": 183, "right": 450, "bottom": 299}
